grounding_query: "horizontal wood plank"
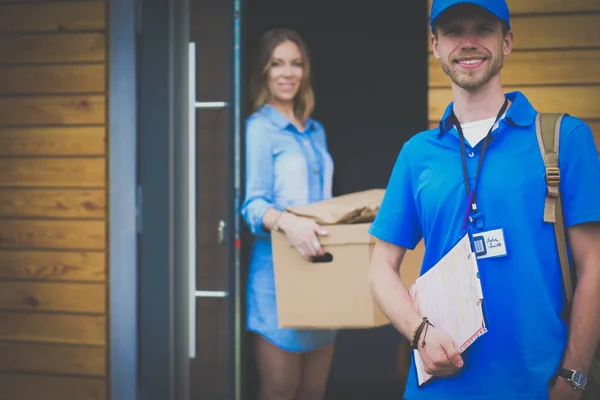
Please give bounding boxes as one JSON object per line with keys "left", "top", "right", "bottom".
{"left": 0, "top": 158, "right": 105, "bottom": 187}
{"left": 0, "top": 95, "right": 105, "bottom": 126}
{"left": 0, "top": 281, "right": 105, "bottom": 313}
{"left": 0, "top": 34, "right": 105, "bottom": 64}
{"left": 0, "top": 220, "right": 105, "bottom": 250}
{"left": 0, "top": 312, "right": 105, "bottom": 344}
{"left": 0, "top": 64, "right": 105, "bottom": 94}
{"left": 429, "top": 50, "right": 600, "bottom": 87}
{"left": 0, "top": 250, "right": 105, "bottom": 282}
{"left": 429, "top": 86, "right": 600, "bottom": 120}
{"left": 0, "top": 189, "right": 105, "bottom": 218}
{"left": 428, "top": 14, "right": 600, "bottom": 51}
{"left": 0, "top": 1, "right": 105, "bottom": 33}
{"left": 0, "top": 341, "right": 105, "bottom": 376}
{"left": 506, "top": 0, "right": 600, "bottom": 14}
{"left": 427, "top": 0, "right": 600, "bottom": 15}
{"left": 0, "top": 126, "right": 105, "bottom": 156}
{"left": 513, "top": 14, "right": 600, "bottom": 50}
{"left": 0, "top": 373, "right": 105, "bottom": 400}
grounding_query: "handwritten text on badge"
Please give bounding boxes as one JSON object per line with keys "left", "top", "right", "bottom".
{"left": 472, "top": 228, "right": 507, "bottom": 259}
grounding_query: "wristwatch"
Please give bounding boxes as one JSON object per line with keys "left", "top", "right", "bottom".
{"left": 558, "top": 367, "right": 588, "bottom": 390}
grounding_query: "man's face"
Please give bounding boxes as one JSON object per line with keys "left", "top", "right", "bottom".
{"left": 431, "top": 9, "right": 513, "bottom": 91}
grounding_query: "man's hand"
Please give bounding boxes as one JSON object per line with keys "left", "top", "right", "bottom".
{"left": 549, "top": 377, "right": 582, "bottom": 400}
{"left": 417, "top": 326, "right": 464, "bottom": 377}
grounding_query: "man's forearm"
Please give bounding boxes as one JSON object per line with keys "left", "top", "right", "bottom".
{"left": 369, "top": 260, "right": 422, "bottom": 340}
{"left": 562, "top": 265, "right": 600, "bottom": 374}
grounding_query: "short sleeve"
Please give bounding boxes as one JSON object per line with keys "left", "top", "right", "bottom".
{"left": 368, "top": 142, "right": 423, "bottom": 249}
{"left": 559, "top": 118, "right": 600, "bottom": 227}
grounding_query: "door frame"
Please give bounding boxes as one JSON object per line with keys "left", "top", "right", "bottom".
{"left": 107, "top": 0, "right": 139, "bottom": 399}
{"left": 136, "top": 0, "right": 192, "bottom": 398}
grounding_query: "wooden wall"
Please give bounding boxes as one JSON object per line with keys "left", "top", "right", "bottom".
{"left": 427, "top": 0, "right": 600, "bottom": 150}
{"left": 0, "top": 1, "right": 108, "bottom": 399}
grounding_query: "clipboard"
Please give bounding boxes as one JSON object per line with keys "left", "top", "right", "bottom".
{"left": 408, "top": 233, "right": 487, "bottom": 387}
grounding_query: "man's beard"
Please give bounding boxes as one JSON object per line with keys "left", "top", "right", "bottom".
{"left": 441, "top": 54, "right": 503, "bottom": 91}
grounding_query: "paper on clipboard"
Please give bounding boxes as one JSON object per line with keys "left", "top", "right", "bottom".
{"left": 408, "top": 233, "right": 486, "bottom": 386}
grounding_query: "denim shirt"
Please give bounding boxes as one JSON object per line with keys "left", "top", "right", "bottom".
{"left": 241, "top": 104, "right": 334, "bottom": 237}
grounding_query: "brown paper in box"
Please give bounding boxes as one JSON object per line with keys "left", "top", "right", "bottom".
{"left": 285, "top": 188, "right": 385, "bottom": 225}
{"left": 272, "top": 189, "right": 424, "bottom": 329}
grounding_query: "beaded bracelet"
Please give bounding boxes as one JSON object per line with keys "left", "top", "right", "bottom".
{"left": 410, "top": 317, "right": 428, "bottom": 349}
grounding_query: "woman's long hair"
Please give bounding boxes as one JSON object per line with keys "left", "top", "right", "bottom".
{"left": 249, "top": 29, "right": 314, "bottom": 122}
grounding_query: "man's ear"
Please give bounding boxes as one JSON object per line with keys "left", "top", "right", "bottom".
{"left": 431, "top": 33, "right": 441, "bottom": 59}
{"left": 503, "top": 31, "right": 514, "bottom": 56}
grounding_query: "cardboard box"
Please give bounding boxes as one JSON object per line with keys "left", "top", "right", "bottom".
{"left": 271, "top": 189, "right": 424, "bottom": 329}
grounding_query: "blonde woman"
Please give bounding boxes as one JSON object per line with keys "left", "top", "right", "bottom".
{"left": 241, "top": 29, "right": 336, "bottom": 400}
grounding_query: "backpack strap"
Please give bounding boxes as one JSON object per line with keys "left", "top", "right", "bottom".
{"left": 534, "top": 112, "right": 573, "bottom": 304}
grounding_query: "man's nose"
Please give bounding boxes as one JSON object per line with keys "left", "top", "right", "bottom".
{"left": 460, "top": 33, "right": 478, "bottom": 49}
{"left": 460, "top": 42, "right": 478, "bottom": 51}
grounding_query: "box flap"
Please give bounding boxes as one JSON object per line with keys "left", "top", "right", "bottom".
{"left": 285, "top": 189, "right": 385, "bottom": 225}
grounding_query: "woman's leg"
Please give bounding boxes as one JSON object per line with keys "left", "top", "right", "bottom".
{"left": 295, "top": 341, "right": 336, "bottom": 400}
{"left": 254, "top": 333, "right": 302, "bottom": 400}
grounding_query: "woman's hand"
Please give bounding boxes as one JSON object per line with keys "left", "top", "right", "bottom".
{"left": 278, "top": 213, "right": 328, "bottom": 260}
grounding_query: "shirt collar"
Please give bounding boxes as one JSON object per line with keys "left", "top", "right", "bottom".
{"left": 437, "top": 91, "right": 537, "bottom": 136}
{"left": 259, "top": 104, "right": 316, "bottom": 132}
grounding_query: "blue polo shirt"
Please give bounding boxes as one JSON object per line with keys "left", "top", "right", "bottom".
{"left": 369, "top": 91, "right": 600, "bottom": 399}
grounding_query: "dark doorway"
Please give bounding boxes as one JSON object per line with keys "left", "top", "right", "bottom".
{"left": 241, "top": 1, "right": 429, "bottom": 399}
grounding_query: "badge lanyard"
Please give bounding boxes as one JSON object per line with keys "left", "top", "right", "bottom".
{"left": 455, "top": 98, "right": 509, "bottom": 231}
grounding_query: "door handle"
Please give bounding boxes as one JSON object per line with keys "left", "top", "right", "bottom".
{"left": 188, "top": 42, "right": 230, "bottom": 359}
{"left": 188, "top": 42, "right": 198, "bottom": 359}
{"left": 217, "top": 220, "right": 226, "bottom": 244}
{"left": 195, "top": 290, "right": 228, "bottom": 298}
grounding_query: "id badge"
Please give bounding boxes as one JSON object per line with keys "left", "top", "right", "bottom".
{"left": 471, "top": 227, "right": 507, "bottom": 259}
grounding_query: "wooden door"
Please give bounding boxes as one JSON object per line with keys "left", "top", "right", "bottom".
{"left": 189, "top": 0, "right": 240, "bottom": 399}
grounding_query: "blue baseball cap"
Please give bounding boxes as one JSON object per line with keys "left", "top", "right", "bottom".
{"left": 430, "top": 0, "right": 511, "bottom": 31}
